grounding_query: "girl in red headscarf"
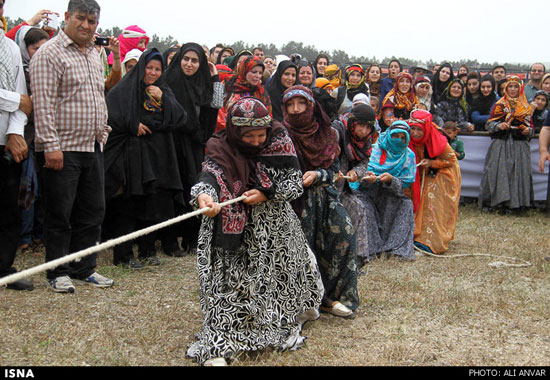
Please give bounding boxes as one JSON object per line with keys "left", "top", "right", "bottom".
{"left": 406, "top": 109, "right": 461, "bottom": 254}
{"left": 215, "top": 56, "right": 272, "bottom": 132}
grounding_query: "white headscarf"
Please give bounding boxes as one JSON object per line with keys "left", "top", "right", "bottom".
{"left": 121, "top": 49, "right": 143, "bottom": 76}
{"left": 0, "top": 30, "right": 16, "bottom": 91}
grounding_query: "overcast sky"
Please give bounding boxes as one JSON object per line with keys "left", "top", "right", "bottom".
{"left": 7, "top": 0, "right": 548, "bottom": 65}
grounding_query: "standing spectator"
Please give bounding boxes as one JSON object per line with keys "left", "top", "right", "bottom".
{"left": 252, "top": 46, "right": 264, "bottom": 61}
{"left": 469, "top": 75, "right": 497, "bottom": 131}
{"left": 380, "top": 59, "right": 402, "bottom": 102}
{"left": 478, "top": 76, "right": 534, "bottom": 214}
{"left": 431, "top": 62, "right": 454, "bottom": 105}
{"left": 30, "top": 0, "right": 114, "bottom": 293}
{"left": 0, "top": 0, "right": 34, "bottom": 291}
{"left": 491, "top": 65, "right": 507, "bottom": 82}
{"left": 539, "top": 117, "right": 550, "bottom": 172}
{"left": 313, "top": 53, "right": 329, "bottom": 78}
{"left": 524, "top": 63, "right": 546, "bottom": 102}
{"left": 209, "top": 43, "right": 223, "bottom": 63}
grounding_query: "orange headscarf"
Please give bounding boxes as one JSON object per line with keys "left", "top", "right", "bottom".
{"left": 380, "top": 71, "right": 419, "bottom": 118}
{"left": 488, "top": 75, "right": 533, "bottom": 126}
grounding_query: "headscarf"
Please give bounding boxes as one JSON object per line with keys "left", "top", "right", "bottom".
{"left": 104, "top": 48, "right": 186, "bottom": 200}
{"left": 108, "top": 25, "right": 149, "bottom": 65}
{"left": 414, "top": 76, "right": 433, "bottom": 111}
{"left": 313, "top": 53, "right": 330, "bottom": 78}
{"left": 162, "top": 45, "right": 180, "bottom": 67}
{"left": 488, "top": 75, "right": 533, "bottom": 126}
{"left": 14, "top": 25, "right": 33, "bottom": 71}
{"left": 324, "top": 64, "right": 342, "bottom": 89}
{"left": 380, "top": 71, "right": 419, "bottom": 117}
{"left": 442, "top": 78, "right": 469, "bottom": 115}
{"left": 368, "top": 120, "right": 416, "bottom": 187}
{"left": 121, "top": 48, "right": 143, "bottom": 76}
{"left": 282, "top": 85, "right": 340, "bottom": 171}
{"left": 366, "top": 64, "right": 382, "bottom": 99}
{"left": 215, "top": 47, "right": 235, "bottom": 64}
{"left": 228, "top": 50, "right": 253, "bottom": 71}
{"left": 407, "top": 109, "right": 449, "bottom": 211}
{"left": 343, "top": 64, "right": 369, "bottom": 101}
{"left": 432, "top": 62, "right": 454, "bottom": 104}
{"left": 202, "top": 97, "right": 300, "bottom": 250}
{"left": 265, "top": 60, "right": 297, "bottom": 122}
{"left": 342, "top": 103, "right": 376, "bottom": 163}
{"left": 297, "top": 61, "right": 317, "bottom": 89}
{"left": 469, "top": 74, "right": 497, "bottom": 115}
{"left": 165, "top": 42, "right": 214, "bottom": 127}
{"left": 224, "top": 55, "right": 271, "bottom": 112}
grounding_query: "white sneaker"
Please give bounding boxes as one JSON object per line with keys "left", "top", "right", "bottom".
{"left": 81, "top": 272, "right": 114, "bottom": 288}
{"left": 48, "top": 275, "right": 75, "bottom": 293}
{"left": 204, "top": 357, "right": 228, "bottom": 366}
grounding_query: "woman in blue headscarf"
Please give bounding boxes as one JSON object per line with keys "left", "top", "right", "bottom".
{"left": 356, "top": 120, "right": 417, "bottom": 263}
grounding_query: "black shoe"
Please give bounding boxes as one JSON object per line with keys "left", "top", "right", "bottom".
{"left": 115, "top": 257, "right": 144, "bottom": 269}
{"left": 164, "top": 248, "right": 186, "bottom": 257}
{"left": 6, "top": 279, "right": 34, "bottom": 291}
{"left": 139, "top": 256, "right": 161, "bottom": 266}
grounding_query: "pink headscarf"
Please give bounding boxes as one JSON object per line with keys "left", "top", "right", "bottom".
{"left": 108, "top": 25, "right": 149, "bottom": 65}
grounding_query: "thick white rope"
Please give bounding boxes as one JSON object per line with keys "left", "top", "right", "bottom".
{"left": 0, "top": 195, "right": 247, "bottom": 287}
{"left": 414, "top": 246, "right": 532, "bottom": 268}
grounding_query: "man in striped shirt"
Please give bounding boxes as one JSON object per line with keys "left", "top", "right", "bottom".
{"left": 30, "top": 0, "right": 113, "bottom": 293}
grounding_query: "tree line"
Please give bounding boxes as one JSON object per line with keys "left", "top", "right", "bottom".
{"left": 6, "top": 16, "right": 530, "bottom": 72}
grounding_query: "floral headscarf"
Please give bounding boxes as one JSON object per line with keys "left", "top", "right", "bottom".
{"left": 488, "top": 75, "right": 533, "bottom": 126}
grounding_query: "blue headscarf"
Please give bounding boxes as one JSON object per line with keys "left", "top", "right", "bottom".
{"left": 367, "top": 120, "right": 416, "bottom": 188}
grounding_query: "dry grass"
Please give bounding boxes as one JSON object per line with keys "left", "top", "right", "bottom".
{"left": 1, "top": 203, "right": 550, "bottom": 367}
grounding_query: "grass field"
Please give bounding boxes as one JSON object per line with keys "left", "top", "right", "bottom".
{"left": 1, "top": 204, "right": 549, "bottom": 367}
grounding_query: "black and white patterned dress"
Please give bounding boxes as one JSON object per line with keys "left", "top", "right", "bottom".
{"left": 187, "top": 143, "right": 323, "bottom": 364}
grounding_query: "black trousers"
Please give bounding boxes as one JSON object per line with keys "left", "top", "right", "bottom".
{"left": 38, "top": 146, "right": 105, "bottom": 280}
{"left": 0, "top": 160, "right": 22, "bottom": 278}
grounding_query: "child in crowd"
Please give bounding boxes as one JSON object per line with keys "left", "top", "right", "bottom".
{"left": 443, "top": 121, "right": 465, "bottom": 160}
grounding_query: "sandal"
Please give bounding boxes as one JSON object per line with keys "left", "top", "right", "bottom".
{"left": 319, "top": 301, "right": 354, "bottom": 319}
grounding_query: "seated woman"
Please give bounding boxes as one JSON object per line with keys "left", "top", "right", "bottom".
{"left": 380, "top": 71, "right": 419, "bottom": 120}
{"left": 332, "top": 64, "right": 370, "bottom": 116}
{"left": 434, "top": 78, "right": 474, "bottom": 131}
{"left": 104, "top": 49, "right": 187, "bottom": 267}
{"left": 265, "top": 60, "right": 298, "bottom": 122}
{"left": 187, "top": 97, "right": 323, "bottom": 366}
{"left": 216, "top": 56, "right": 272, "bottom": 132}
{"left": 283, "top": 85, "right": 359, "bottom": 319}
{"left": 406, "top": 109, "right": 461, "bottom": 255}
{"left": 333, "top": 104, "right": 377, "bottom": 265}
{"left": 359, "top": 121, "right": 417, "bottom": 263}
{"left": 469, "top": 74, "right": 497, "bottom": 131}
{"left": 478, "top": 76, "right": 535, "bottom": 214}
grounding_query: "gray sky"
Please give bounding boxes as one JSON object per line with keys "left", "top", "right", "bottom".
{"left": 6, "top": 0, "right": 548, "bottom": 65}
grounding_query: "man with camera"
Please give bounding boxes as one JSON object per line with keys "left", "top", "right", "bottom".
{"left": 30, "top": 0, "right": 113, "bottom": 293}
{"left": 0, "top": 0, "right": 35, "bottom": 291}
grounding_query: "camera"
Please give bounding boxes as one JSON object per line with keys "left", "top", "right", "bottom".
{"left": 94, "top": 37, "right": 110, "bottom": 46}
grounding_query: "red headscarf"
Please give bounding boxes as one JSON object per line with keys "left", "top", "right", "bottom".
{"left": 407, "top": 109, "right": 449, "bottom": 212}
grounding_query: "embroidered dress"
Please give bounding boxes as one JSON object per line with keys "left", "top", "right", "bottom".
{"left": 283, "top": 86, "right": 359, "bottom": 312}
{"left": 187, "top": 98, "right": 323, "bottom": 364}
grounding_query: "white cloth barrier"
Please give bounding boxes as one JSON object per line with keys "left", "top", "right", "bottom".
{"left": 458, "top": 135, "right": 549, "bottom": 200}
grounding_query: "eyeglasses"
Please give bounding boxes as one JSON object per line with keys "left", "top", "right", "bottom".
{"left": 531, "top": 69, "right": 544, "bottom": 73}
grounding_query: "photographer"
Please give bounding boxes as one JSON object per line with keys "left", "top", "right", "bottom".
{"left": 6, "top": 9, "right": 59, "bottom": 40}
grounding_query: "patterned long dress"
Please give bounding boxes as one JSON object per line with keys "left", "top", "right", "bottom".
{"left": 187, "top": 162, "right": 323, "bottom": 364}
{"left": 478, "top": 121, "right": 534, "bottom": 210}
{"left": 298, "top": 161, "right": 360, "bottom": 312}
{"left": 405, "top": 144, "right": 461, "bottom": 254}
